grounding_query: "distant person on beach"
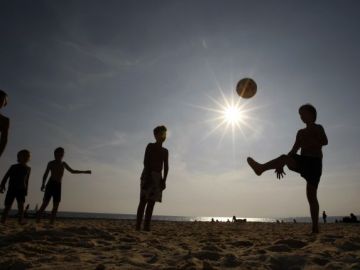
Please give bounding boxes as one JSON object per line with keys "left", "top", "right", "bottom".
{"left": 0, "top": 90, "right": 9, "bottom": 158}
{"left": 247, "top": 104, "right": 328, "bottom": 234}
{"left": 36, "top": 147, "right": 91, "bottom": 224}
{"left": 343, "top": 213, "right": 358, "bottom": 223}
{"left": 323, "top": 211, "right": 327, "bottom": 223}
{"left": 0, "top": 150, "right": 31, "bottom": 224}
{"left": 136, "top": 126, "right": 169, "bottom": 231}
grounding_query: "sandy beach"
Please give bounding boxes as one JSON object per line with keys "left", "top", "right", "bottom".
{"left": 0, "top": 219, "right": 359, "bottom": 269}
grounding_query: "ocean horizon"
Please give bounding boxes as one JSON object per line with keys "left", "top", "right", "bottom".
{"left": 4, "top": 209, "right": 347, "bottom": 223}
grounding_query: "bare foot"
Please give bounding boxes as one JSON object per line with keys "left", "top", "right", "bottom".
{"left": 247, "top": 157, "right": 263, "bottom": 176}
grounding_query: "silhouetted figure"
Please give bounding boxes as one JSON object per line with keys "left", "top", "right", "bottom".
{"left": 211, "top": 218, "right": 215, "bottom": 223}
{"left": 343, "top": 213, "right": 358, "bottom": 223}
{"left": 323, "top": 211, "right": 327, "bottom": 224}
{"left": 0, "top": 150, "right": 31, "bottom": 224}
{"left": 248, "top": 104, "right": 328, "bottom": 234}
{"left": 36, "top": 147, "right": 91, "bottom": 224}
{"left": 232, "top": 216, "right": 247, "bottom": 223}
{"left": 293, "top": 219, "right": 297, "bottom": 223}
{"left": 0, "top": 90, "right": 9, "bottom": 158}
{"left": 136, "top": 126, "right": 169, "bottom": 231}
{"left": 335, "top": 219, "right": 338, "bottom": 223}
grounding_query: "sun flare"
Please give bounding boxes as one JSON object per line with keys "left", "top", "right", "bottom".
{"left": 223, "top": 105, "right": 242, "bottom": 126}
{"left": 190, "top": 87, "right": 260, "bottom": 144}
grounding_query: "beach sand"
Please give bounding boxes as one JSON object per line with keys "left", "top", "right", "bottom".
{"left": 1, "top": 219, "right": 360, "bottom": 269}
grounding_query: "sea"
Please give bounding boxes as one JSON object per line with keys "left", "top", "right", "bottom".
{"left": 33, "top": 211, "right": 345, "bottom": 223}
{"left": 3, "top": 209, "right": 348, "bottom": 223}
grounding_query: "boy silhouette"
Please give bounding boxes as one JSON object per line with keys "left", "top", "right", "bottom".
{"left": 0, "top": 90, "right": 9, "bottom": 158}
{"left": 247, "top": 104, "right": 328, "bottom": 233}
{"left": 36, "top": 147, "right": 91, "bottom": 224}
{"left": 136, "top": 125, "right": 169, "bottom": 231}
{"left": 0, "top": 150, "right": 31, "bottom": 224}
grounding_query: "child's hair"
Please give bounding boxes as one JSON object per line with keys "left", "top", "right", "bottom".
{"left": 299, "top": 104, "right": 317, "bottom": 122}
{"left": 17, "top": 149, "right": 30, "bottom": 162}
{"left": 153, "top": 125, "right": 167, "bottom": 136}
{"left": 54, "top": 147, "right": 65, "bottom": 155}
{"left": 0, "top": 89, "right": 8, "bottom": 107}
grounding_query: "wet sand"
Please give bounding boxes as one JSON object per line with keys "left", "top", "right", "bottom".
{"left": 1, "top": 219, "right": 360, "bottom": 269}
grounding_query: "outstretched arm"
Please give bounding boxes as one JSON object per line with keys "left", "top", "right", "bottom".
{"left": 0, "top": 166, "right": 11, "bottom": 193}
{"left": 0, "top": 118, "right": 9, "bottom": 157}
{"left": 64, "top": 162, "right": 91, "bottom": 174}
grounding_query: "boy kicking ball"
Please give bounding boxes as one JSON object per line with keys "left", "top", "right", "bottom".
{"left": 247, "top": 104, "right": 328, "bottom": 233}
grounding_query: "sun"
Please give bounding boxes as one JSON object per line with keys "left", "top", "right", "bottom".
{"left": 189, "top": 87, "right": 259, "bottom": 144}
{"left": 223, "top": 105, "right": 242, "bottom": 126}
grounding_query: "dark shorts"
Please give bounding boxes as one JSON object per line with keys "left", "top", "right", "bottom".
{"left": 290, "top": 154, "right": 322, "bottom": 188}
{"left": 44, "top": 180, "right": 62, "bottom": 203}
{"left": 5, "top": 188, "right": 26, "bottom": 206}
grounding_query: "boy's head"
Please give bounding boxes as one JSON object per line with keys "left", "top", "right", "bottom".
{"left": 17, "top": 149, "right": 30, "bottom": 164}
{"left": 0, "top": 89, "right": 8, "bottom": 108}
{"left": 299, "top": 104, "right": 317, "bottom": 124}
{"left": 54, "top": 147, "right": 65, "bottom": 160}
{"left": 153, "top": 125, "right": 167, "bottom": 143}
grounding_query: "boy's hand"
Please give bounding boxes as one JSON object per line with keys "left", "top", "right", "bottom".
{"left": 41, "top": 184, "right": 45, "bottom": 192}
{"left": 275, "top": 167, "right": 286, "bottom": 179}
{"left": 85, "top": 170, "right": 92, "bottom": 174}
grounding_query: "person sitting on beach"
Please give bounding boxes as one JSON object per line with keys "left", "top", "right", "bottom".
{"left": 0, "top": 90, "right": 9, "bottom": 158}
{"left": 247, "top": 104, "right": 328, "bottom": 234}
{"left": 36, "top": 147, "right": 91, "bottom": 224}
{"left": 0, "top": 150, "right": 31, "bottom": 224}
{"left": 136, "top": 126, "right": 169, "bottom": 231}
{"left": 350, "top": 213, "right": 358, "bottom": 223}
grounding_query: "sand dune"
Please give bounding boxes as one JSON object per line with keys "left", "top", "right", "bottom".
{"left": 0, "top": 219, "right": 359, "bottom": 269}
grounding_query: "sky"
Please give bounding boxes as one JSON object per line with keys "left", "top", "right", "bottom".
{"left": 0, "top": 0, "right": 359, "bottom": 218}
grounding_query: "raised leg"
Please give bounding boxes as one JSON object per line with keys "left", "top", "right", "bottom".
{"left": 247, "top": 155, "right": 296, "bottom": 176}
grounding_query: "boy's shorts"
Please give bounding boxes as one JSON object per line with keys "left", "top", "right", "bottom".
{"left": 44, "top": 180, "right": 62, "bottom": 203}
{"left": 5, "top": 188, "right": 26, "bottom": 206}
{"left": 289, "top": 154, "right": 322, "bottom": 188}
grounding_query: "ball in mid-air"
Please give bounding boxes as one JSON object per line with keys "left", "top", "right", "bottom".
{"left": 236, "top": 78, "right": 257, "bottom": 98}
